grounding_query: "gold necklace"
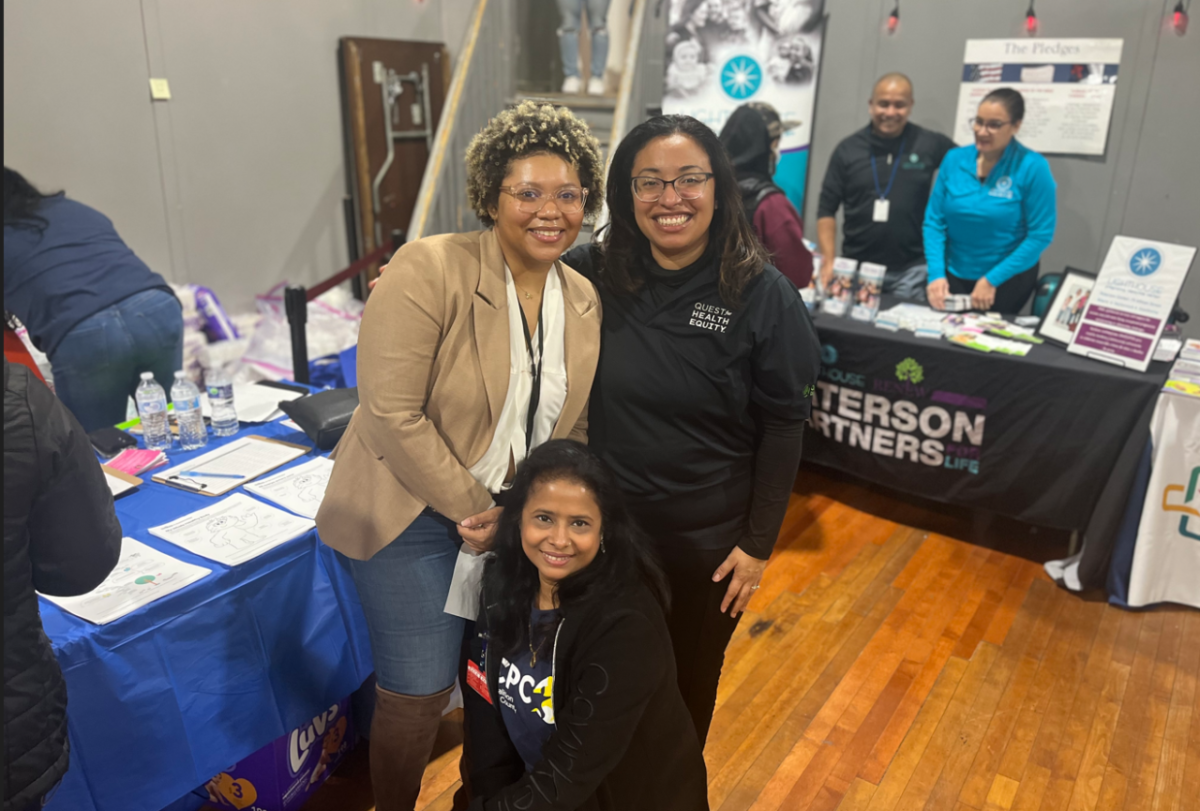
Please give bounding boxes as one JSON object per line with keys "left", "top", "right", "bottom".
{"left": 529, "top": 616, "right": 562, "bottom": 667}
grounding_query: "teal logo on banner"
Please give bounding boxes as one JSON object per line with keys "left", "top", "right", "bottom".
{"left": 721, "top": 57, "right": 762, "bottom": 99}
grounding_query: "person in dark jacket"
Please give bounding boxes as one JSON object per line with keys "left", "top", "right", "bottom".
{"left": 562, "top": 115, "right": 819, "bottom": 744}
{"left": 4, "top": 359, "right": 122, "bottom": 811}
{"left": 462, "top": 440, "right": 708, "bottom": 811}
{"left": 3, "top": 168, "right": 182, "bottom": 432}
{"left": 718, "top": 102, "right": 814, "bottom": 289}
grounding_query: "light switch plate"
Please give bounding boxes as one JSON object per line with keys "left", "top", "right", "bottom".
{"left": 149, "top": 78, "right": 172, "bottom": 101}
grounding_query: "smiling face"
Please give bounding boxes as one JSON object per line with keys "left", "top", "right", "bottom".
{"left": 631, "top": 133, "right": 715, "bottom": 269}
{"left": 487, "top": 153, "right": 585, "bottom": 274}
{"left": 521, "top": 477, "right": 603, "bottom": 601}
{"left": 869, "top": 78, "right": 913, "bottom": 138}
{"left": 973, "top": 100, "right": 1021, "bottom": 158}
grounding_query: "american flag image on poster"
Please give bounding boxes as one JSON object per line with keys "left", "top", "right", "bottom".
{"left": 969, "top": 63, "right": 1004, "bottom": 83}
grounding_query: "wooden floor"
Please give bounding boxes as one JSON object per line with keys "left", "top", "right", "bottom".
{"left": 300, "top": 469, "right": 1200, "bottom": 811}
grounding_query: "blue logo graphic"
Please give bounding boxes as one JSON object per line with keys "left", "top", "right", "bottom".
{"left": 820, "top": 344, "right": 838, "bottom": 365}
{"left": 1129, "top": 247, "right": 1161, "bottom": 276}
{"left": 721, "top": 57, "right": 762, "bottom": 99}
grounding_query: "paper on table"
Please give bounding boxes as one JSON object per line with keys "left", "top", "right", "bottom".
{"left": 40, "top": 538, "right": 210, "bottom": 625}
{"left": 153, "top": 436, "right": 308, "bottom": 496}
{"left": 445, "top": 547, "right": 491, "bottom": 620}
{"left": 235, "top": 384, "right": 306, "bottom": 423}
{"left": 102, "top": 466, "right": 142, "bottom": 499}
{"left": 244, "top": 456, "right": 334, "bottom": 519}
{"left": 148, "top": 493, "right": 315, "bottom": 566}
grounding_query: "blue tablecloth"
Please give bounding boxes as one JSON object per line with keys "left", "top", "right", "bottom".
{"left": 41, "top": 419, "right": 373, "bottom": 811}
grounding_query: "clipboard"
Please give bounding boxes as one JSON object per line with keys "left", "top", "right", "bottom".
{"left": 152, "top": 435, "right": 311, "bottom": 497}
{"left": 101, "top": 465, "right": 143, "bottom": 499}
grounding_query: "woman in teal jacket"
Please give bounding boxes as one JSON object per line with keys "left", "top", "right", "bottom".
{"left": 924, "top": 88, "right": 1056, "bottom": 314}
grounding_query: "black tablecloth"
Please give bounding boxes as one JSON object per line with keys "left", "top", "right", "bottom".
{"left": 806, "top": 306, "right": 1170, "bottom": 535}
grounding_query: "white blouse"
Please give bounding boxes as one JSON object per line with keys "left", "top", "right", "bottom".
{"left": 446, "top": 263, "right": 568, "bottom": 620}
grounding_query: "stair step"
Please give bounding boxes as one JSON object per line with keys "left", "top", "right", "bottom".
{"left": 513, "top": 93, "right": 616, "bottom": 112}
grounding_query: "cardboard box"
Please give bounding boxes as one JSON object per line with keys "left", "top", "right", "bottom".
{"left": 199, "top": 698, "right": 353, "bottom": 811}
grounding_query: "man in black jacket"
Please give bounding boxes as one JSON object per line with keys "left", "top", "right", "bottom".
{"left": 4, "top": 359, "right": 121, "bottom": 811}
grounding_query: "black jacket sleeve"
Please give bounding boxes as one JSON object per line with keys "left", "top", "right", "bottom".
{"left": 743, "top": 413, "right": 805, "bottom": 560}
{"left": 26, "top": 373, "right": 121, "bottom": 596}
{"left": 469, "top": 612, "right": 666, "bottom": 811}
{"left": 817, "top": 143, "right": 847, "bottom": 219}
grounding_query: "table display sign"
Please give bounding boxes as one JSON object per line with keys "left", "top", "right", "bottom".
{"left": 662, "top": 0, "right": 824, "bottom": 210}
{"left": 953, "top": 38, "right": 1122, "bottom": 156}
{"left": 1067, "top": 237, "right": 1196, "bottom": 372}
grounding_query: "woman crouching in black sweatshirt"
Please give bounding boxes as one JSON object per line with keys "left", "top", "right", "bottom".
{"left": 462, "top": 440, "right": 709, "bottom": 811}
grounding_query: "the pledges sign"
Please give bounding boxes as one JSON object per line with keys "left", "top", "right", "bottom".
{"left": 661, "top": 0, "right": 825, "bottom": 211}
{"left": 810, "top": 348, "right": 987, "bottom": 476}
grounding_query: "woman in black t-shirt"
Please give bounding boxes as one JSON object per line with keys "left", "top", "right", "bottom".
{"left": 463, "top": 440, "right": 707, "bottom": 810}
{"left": 562, "top": 114, "right": 820, "bottom": 743}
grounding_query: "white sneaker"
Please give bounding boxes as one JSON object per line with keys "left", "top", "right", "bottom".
{"left": 587, "top": 76, "right": 606, "bottom": 95}
{"left": 562, "top": 76, "right": 582, "bottom": 94}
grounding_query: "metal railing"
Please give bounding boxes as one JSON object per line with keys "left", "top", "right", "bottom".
{"left": 596, "top": 0, "right": 666, "bottom": 232}
{"left": 407, "top": 0, "right": 517, "bottom": 241}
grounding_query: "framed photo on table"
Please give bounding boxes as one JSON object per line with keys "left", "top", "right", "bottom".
{"left": 1037, "top": 268, "right": 1096, "bottom": 346}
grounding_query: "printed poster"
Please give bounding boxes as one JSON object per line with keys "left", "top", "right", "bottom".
{"left": 953, "top": 38, "right": 1122, "bottom": 156}
{"left": 1067, "top": 237, "right": 1196, "bottom": 372}
{"left": 662, "top": 0, "right": 825, "bottom": 210}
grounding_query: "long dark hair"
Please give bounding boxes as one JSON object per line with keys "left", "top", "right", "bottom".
{"left": 482, "top": 440, "right": 669, "bottom": 658}
{"left": 4, "top": 168, "right": 61, "bottom": 232}
{"left": 601, "top": 115, "right": 770, "bottom": 307}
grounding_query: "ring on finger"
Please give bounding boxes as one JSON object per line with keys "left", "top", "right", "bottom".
{"left": 751, "top": 584, "right": 761, "bottom": 590}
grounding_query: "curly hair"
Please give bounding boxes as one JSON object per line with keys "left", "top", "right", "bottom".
{"left": 465, "top": 100, "right": 605, "bottom": 227}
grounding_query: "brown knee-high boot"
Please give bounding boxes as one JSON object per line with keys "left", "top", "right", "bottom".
{"left": 370, "top": 683, "right": 454, "bottom": 811}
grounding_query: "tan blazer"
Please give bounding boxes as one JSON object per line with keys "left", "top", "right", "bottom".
{"left": 316, "top": 229, "right": 601, "bottom": 560}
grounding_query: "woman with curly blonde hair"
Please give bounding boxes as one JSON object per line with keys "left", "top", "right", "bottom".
{"left": 316, "top": 100, "right": 604, "bottom": 811}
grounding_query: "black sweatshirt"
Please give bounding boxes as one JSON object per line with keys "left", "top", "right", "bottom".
{"left": 464, "top": 583, "right": 709, "bottom": 811}
{"left": 817, "top": 121, "right": 955, "bottom": 276}
{"left": 563, "top": 245, "right": 819, "bottom": 558}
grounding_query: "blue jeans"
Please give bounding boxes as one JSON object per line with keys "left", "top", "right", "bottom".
{"left": 883, "top": 263, "right": 929, "bottom": 302}
{"left": 49, "top": 289, "right": 183, "bottom": 433}
{"left": 340, "top": 512, "right": 465, "bottom": 696}
{"left": 557, "top": 0, "right": 611, "bottom": 78}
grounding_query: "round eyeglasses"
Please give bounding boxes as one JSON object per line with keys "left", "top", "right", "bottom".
{"left": 499, "top": 185, "right": 587, "bottom": 214}
{"left": 967, "top": 117, "right": 1012, "bottom": 134}
{"left": 631, "top": 172, "right": 714, "bottom": 203}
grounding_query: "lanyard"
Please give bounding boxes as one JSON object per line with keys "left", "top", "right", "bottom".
{"left": 519, "top": 299, "right": 544, "bottom": 455}
{"left": 870, "top": 137, "right": 906, "bottom": 201}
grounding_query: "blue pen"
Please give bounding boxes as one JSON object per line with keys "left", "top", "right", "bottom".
{"left": 176, "top": 471, "right": 244, "bottom": 480}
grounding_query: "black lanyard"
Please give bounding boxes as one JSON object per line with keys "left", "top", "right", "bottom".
{"left": 520, "top": 299, "right": 544, "bottom": 455}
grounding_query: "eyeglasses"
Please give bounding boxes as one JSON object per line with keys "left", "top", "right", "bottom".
{"left": 499, "top": 185, "right": 587, "bottom": 214}
{"left": 630, "top": 173, "right": 714, "bottom": 203}
{"left": 967, "top": 117, "right": 1012, "bottom": 134}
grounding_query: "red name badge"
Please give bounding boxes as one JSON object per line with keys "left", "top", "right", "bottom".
{"left": 466, "top": 659, "right": 492, "bottom": 705}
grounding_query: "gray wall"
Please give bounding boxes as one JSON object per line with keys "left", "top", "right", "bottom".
{"left": 804, "top": 0, "right": 1200, "bottom": 337}
{"left": 4, "top": 0, "right": 476, "bottom": 312}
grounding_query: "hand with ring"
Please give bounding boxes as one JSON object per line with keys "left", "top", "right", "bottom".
{"left": 712, "top": 545, "right": 767, "bottom": 618}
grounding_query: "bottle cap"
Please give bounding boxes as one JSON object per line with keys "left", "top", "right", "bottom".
{"left": 175, "top": 370, "right": 186, "bottom": 379}
{"left": 140, "top": 372, "right": 154, "bottom": 381}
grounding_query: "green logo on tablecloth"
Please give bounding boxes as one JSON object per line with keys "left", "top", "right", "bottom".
{"left": 895, "top": 358, "right": 924, "bottom": 384}
{"left": 1163, "top": 466, "right": 1200, "bottom": 541}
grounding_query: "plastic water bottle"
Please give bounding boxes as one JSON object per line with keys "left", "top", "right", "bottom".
{"left": 205, "top": 369, "right": 239, "bottom": 437}
{"left": 136, "top": 372, "right": 172, "bottom": 452}
{"left": 171, "top": 371, "right": 209, "bottom": 451}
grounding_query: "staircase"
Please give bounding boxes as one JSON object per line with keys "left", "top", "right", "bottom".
{"left": 513, "top": 91, "right": 615, "bottom": 249}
